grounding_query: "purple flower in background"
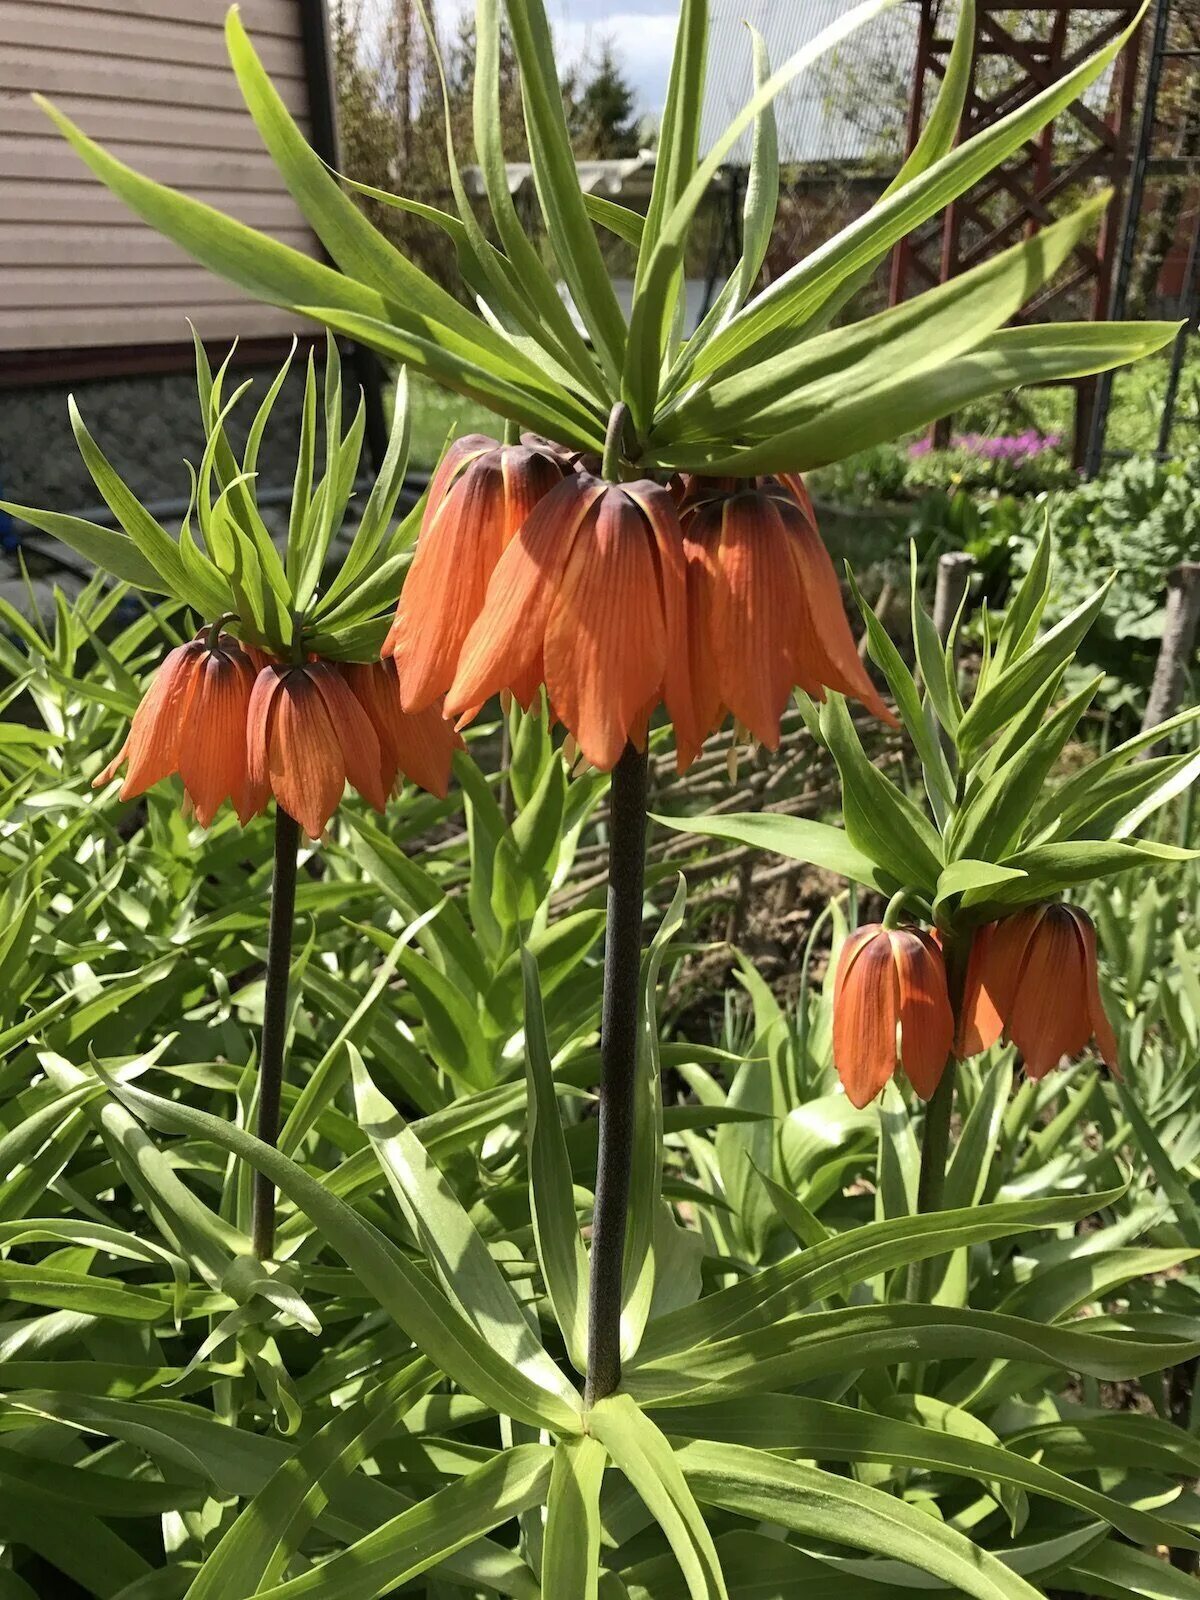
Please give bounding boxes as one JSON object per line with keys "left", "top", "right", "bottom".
{"left": 908, "top": 430, "right": 1063, "bottom": 463}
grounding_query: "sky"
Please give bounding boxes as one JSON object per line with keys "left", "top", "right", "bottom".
{"left": 440, "top": 0, "right": 678, "bottom": 119}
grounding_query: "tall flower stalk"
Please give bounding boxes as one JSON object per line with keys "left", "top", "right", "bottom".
{"left": 585, "top": 740, "right": 650, "bottom": 1405}
{"left": 251, "top": 808, "right": 301, "bottom": 1258}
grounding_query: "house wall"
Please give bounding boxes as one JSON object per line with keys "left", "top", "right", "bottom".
{"left": 0, "top": 0, "right": 320, "bottom": 356}
{"left": 0, "top": 0, "right": 329, "bottom": 514}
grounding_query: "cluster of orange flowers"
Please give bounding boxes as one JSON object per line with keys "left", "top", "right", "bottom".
{"left": 101, "top": 431, "right": 892, "bottom": 832}
{"left": 386, "top": 433, "right": 892, "bottom": 774}
{"left": 833, "top": 905, "right": 1119, "bottom": 1106}
{"left": 96, "top": 634, "right": 460, "bottom": 839}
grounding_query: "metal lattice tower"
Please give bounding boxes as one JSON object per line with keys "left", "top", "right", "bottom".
{"left": 889, "top": 0, "right": 1146, "bottom": 464}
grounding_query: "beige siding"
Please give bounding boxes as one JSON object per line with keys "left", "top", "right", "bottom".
{"left": 0, "top": 0, "right": 323, "bottom": 357}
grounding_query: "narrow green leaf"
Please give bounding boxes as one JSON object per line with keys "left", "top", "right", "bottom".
{"left": 820, "top": 693, "right": 943, "bottom": 892}
{"left": 653, "top": 810, "right": 895, "bottom": 894}
{"left": 522, "top": 948, "right": 589, "bottom": 1374}
{"left": 107, "top": 1079, "right": 583, "bottom": 1433}
{"left": 542, "top": 1436, "right": 608, "bottom": 1600}
{"left": 0, "top": 504, "right": 165, "bottom": 592}
{"left": 680, "top": 1440, "right": 1044, "bottom": 1600}
{"left": 249, "top": 1446, "right": 553, "bottom": 1600}
{"left": 589, "top": 1395, "right": 727, "bottom": 1600}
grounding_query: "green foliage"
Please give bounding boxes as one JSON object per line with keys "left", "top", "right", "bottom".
{"left": 1, "top": 527, "right": 1199, "bottom": 1595}
{"left": 664, "top": 533, "right": 1197, "bottom": 933}
{"left": 4, "top": 2, "right": 1198, "bottom": 1596}
{"left": 1009, "top": 451, "right": 1200, "bottom": 713}
{"left": 35, "top": 0, "right": 1175, "bottom": 475}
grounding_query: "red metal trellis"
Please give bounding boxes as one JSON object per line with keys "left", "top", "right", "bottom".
{"left": 889, "top": 0, "right": 1145, "bottom": 464}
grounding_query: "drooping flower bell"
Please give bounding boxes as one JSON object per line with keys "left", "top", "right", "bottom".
{"left": 676, "top": 474, "right": 893, "bottom": 767}
{"left": 94, "top": 626, "right": 265, "bottom": 827}
{"left": 383, "top": 433, "right": 567, "bottom": 712}
{"left": 959, "top": 904, "right": 1118, "bottom": 1079}
{"left": 340, "top": 660, "right": 462, "bottom": 801}
{"left": 444, "top": 472, "right": 696, "bottom": 772}
{"left": 246, "top": 660, "right": 388, "bottom": 839}
{"left": 833, "top": 924, "right": 955, "bottom": 1108}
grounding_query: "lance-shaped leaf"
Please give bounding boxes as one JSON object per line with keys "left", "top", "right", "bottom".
{"left": 678, "top": 320, "right": 1180, "bottom": 475}
{"left": 627, "top": 0, "right": 887, "bottom": 432}
{"left": 503, "top": 0, "right": 627, "bottom": 383}
{"left": 679, "top": 1441, "right": 1044, "bottom": 1600}
{"left": 956, "top": 575, "right": 1115, "bottom": 755}
{"left": 0, "top": 505, "right": 165, "bottom": 593}
{"left": 350, "top": 1048, "right": 579, "bottom": 1409}
{"left": 676, "top": 23, "right": 776, "bottom": 352}
{"left": 185, "top": 1358, "right": 441, "bottom": 1600}
{"left": 660, "top": 1393, "right": 1200, "bottom": 1554}
{"left": 522, "top": 948, "right": 589, "bottom": 1374}
{"left": 245, "top": 1446, "right": 553, "bottom": 1600}
{"left": 964, "top": 839, "right": 1198, "bottom": 911}
{"left": 654, "top": 811, "right": 895, "bottom": 894}
{"left": 542, "top": 1436, "right": 608, "bottom": 1600}
{"left": 949, "top": 675, "right": 1104, "bottom": 863}
{"left": 664, "top": 192, "right": 1109, "bottom": 443}
{"left": 627, "top": 1300, "right": 1200, "bottom": 1405}
{"left": 622, "top": 876, "right": 689, "bottom": 1358}
{"left": 106, "top": 1078, "right": 583, "bottom": 1434}
{"left": 634, "top": 1186, "right": 1119, "bottom": 1363}
{"left": 589, "top": 1395, "right": 728, "bottom": 1600}
{"left": 689, "top": 4, "right": 1147, "bottom": 380}
{"left": 820, "top": 693, "right": 943, "bottom": 892}
{"left": 226, "top": 10, "right": 553, "bottom": 377}
{"left": 470, "top": 0, "right": 607, "bottom": 399}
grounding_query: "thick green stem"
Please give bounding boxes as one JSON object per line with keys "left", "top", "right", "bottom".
{"left": 585, "top": 741, "right": 649, "bottom": 1407}
{"left": 251, "top": 807, "right": 301, "bottom": 1259}
{"left": 915, "top": 1064, "right": 956, "bottom": 1216}
{"left": 602, "top": 403, "right": 629, "bottom": 483}
{"left": 908, "top": 931, "right": 971, "bottom": 1303}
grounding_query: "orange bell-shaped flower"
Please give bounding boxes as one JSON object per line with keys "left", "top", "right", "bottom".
{"left": 94, "top": 628, "right": 265, "bottom": 827}
{"left": 246, "top": 660, "right": 388, "bottom": 839}
{"left": 340, "top": 660, "right": 462, "bottom": 800}
{"left": 383, "top": 434, "right": 566, "bottom": 712}
{"left": 676, "top": 474, "right": 893, "bottom": 767}
{"left": 959, "top": 904, "right": 1119, "bottom": 1079}
{"left": 833, "top": 924, "right": 955, "bottom": 1108}
{"left": 444, "top": 472, "right": 696, "bottom": 772}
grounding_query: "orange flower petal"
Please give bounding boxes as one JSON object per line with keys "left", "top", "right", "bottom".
{"left": 1065, "top": 905, "right": 1120, "bottom": 1072}
{"left": 1009, "top": 905, "right": 1092, "bottom": 1078}
{"left": 390, "top": 457, "right": 508, "bottom": 708}
{"left": 268, "top": 670, "right": 346, "bottom": 839}
{"left": 781, "top": 497, "right": 895, "bottom": 726}
{"left": 959, "top": 911, "right": 1041, "bottom": 1057}
{"left": 177, "top": 650, "right": 253, "bottom": 827}
{"left": 833, "top": 926, "right": 900, "bottom": 1108}
{"left": 676, "top": 513, "right": 725, "bottom": 771}
{"left": 117, "top": 641, "right": 205, "bottom": 798}
{"left": 892, "top": 929, "right": 954, "bottom": 1100}
{"left": 625, "top": 480, "right": 695, "bottom": 755}
{"left": 447, "top": 475, "right": 603, "bottom": 720}
{"left": 543, "top": 486, "right": 668, "bottom": 771}
{"left": 711, "top": 491, "right": 800, "bottom": 749}
{"left": 307, "top": 662, "right": 386, "bottom": 814}
{"left": 393, "top": 695, "right": 463, "bottom": 798}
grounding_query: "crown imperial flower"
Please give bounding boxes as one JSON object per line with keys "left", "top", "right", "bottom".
{"left": 444, "top": 472, "right": 695, "bottom": 772}
{"left": 246, "top": 660, "right": 389, "bottom": 839}
{"left": 383, "top": 433, "right": 567, "bottom": 712}
{"left": 676, "top": 473, "right": 893, "bottom": 766}
{"left": 94, "top": 628, "right": 266, "bottom": 827}
{"left": 833, "top": 924, "right": 955, "bottom": 1108}
{"left": 959, "top": 904, "right": 1118, "bottom": 1078}
{"left": 340, "top": 660, "right": 462, "bottom": 801}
